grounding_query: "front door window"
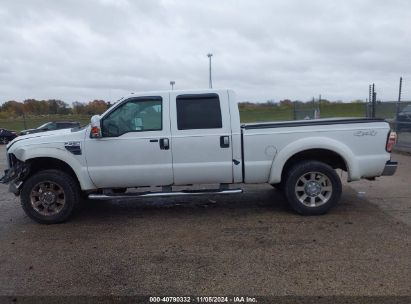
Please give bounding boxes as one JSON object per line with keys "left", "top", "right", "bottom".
{"left": 102, "top": 97, "right": 162, "bottom": 137}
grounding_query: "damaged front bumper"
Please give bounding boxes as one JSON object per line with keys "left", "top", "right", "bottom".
{"left": 0, "top": 159, "right": 30, "bottom": 195}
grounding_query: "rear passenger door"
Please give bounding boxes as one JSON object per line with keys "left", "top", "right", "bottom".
{"left": 170, "top": 92, "right": 233, "bottom": 185}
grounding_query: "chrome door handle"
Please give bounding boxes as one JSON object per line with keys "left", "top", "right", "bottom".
{"left": 220, "top": 136, "right": 230, "bottom": 148}
{"left": 159, "top": 138, "right": 169, "bottom": 150}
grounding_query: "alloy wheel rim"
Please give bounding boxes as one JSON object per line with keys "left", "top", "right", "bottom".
{"left": 30, "top": 181, "right": 66, "bottom": 216}
{"left": 295, "top": 171, "right": 332, "bottom": 207}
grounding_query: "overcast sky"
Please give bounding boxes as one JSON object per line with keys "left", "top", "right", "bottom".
{"left": 0, "top": 0, "right": 410, "bottom": 104}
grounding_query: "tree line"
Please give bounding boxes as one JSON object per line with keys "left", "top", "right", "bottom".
{"left": 0, "top": 99, "right": 111, "bottom": 119}
{"left": 1, "top": 98, "right": 365, "bottom": 120}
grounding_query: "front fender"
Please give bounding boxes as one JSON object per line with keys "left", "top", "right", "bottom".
{"left": 268, "top": 137, "right": 357, "bottom": 184}
{"left": 13, "top": 145, "right": 96, "bottom": 190}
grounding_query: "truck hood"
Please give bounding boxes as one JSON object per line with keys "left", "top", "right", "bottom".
{"left": 20, "top": 128, "right": 43, "bottom": 134}
{"left": 6, "top": 127, "right": 87, "bottom": 151}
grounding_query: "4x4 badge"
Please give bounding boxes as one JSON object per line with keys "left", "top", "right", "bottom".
{"left": 354, "top": 130, "right": 377, "bottom": 136}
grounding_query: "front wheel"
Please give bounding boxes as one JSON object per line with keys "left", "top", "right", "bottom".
{"left": 20, "top": 170, "right": 80, "bottom": 224}
{"left": 284, "top": 161, "right": 342, "bottom": 215}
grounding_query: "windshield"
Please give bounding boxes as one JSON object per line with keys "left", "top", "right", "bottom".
{"left": 37, "top": 122, "right": 51, "bottom": 129}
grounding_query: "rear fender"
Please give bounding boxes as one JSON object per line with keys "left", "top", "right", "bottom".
{"left": 268, "top": 137, "right": 357, "bottom": 184}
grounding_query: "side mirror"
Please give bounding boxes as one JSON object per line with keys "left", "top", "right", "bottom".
{"left": 90, "top": 115, "right": 102, "bottom": 138}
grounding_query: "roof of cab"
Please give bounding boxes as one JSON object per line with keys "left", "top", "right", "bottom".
{"left": 118, "top": 88, "right": 231, "bottom": 101}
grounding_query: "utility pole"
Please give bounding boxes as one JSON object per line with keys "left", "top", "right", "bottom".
{"left": 396, "top": 77, "right": 403, "bottom": 115}
{"left": 369, "top": 84, "right": 372, "bottom": 103}
{"left": 396, "top": 77, "right": 403, "bottom": 131}
{"left": 372, "top": 83, "right": 376, "bottom": 118}
{"left": 207, "top": 53, "right": 213, "bottom": 88}
{"left": 170, "top": 81, "right": 175, "bottom": 90}
{"left": 368, "top": 84, "right": 372, "bottom": 117}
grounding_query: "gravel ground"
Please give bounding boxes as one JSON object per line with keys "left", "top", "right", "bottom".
{"left": 0, "top": 145, "right": 410, "bottom": 297}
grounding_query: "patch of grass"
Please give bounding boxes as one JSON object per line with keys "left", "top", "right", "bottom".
{"left": 239, "top": 103, "right": 367, "bottom": 123}
{"left": 319, "top": 103, "right": 366, "bottom": 118}
{"left": 239, "top": 108, "right": 293, "bottom": 122}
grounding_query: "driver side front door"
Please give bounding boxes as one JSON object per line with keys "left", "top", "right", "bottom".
{"left": 84, "top": 94, "right": 173, "bottom": 188}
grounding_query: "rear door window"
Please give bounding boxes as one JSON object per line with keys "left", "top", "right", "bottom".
{"left": 58, "top": 123, "right": 71, "bottom": 128}
{"left": 176, "top": 93, "right": 222, "bottom": 130}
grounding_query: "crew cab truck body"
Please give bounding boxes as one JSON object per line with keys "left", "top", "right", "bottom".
{"left": 1, "top": 89, "right": 398, "bottom": 223}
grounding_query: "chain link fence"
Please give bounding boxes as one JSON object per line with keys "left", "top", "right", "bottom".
{"left": 371, "top": 101, "right": 411, "bottom": 151}
{"left": 242, "top": 100, "right": 411, "bottom": 152}
{"left": 300, "top": 100, "right": 411, "bottom": 152}
{"left": 295, "top": 100, "right": 411, "bottom": 152}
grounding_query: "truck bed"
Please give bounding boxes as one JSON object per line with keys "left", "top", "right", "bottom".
{"left": 240, "top": 117, "right": 391, "bottom": 184}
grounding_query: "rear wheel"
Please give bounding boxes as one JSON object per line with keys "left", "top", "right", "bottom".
{"left": 284, "top": 161, "right": 342, "bottom": 215}
{"left": 21, "top": 170, "right": 79, "bottom": 224}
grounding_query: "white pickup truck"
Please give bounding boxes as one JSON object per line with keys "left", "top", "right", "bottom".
{"left": 1, "top": 89, "right": 398, "bottom": 224}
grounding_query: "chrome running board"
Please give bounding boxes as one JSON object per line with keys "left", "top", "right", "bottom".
{"left": 88, "top": 188, "right": 243, "bottom": 200}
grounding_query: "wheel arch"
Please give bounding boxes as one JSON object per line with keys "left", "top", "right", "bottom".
{"left": 12, "top": 146, "right": 96, "bottom": 190}
{"left": 26, "top": 157, "right": 81, "bottom": 188}
{"left": 268, "top": 137, "right": 358, "bottom": 184}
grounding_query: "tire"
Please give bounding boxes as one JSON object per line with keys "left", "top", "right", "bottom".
{"left": 284, "top": 161, "right": 342, "bottom": 215}
{"left": 20, "top": 170, "right": 80, "bottom": 224}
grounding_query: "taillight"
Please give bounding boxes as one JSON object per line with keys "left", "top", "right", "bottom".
{"left": 386, "top": 131, "right": 397, "bottom": 152}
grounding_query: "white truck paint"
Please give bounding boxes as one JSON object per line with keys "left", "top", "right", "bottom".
{"left": 1, "top": 89, "right": 398, "bottom": 223}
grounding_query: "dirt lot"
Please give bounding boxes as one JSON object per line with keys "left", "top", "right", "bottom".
{"left": 0, "top": 145, "right": 410, "bottom": 297}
